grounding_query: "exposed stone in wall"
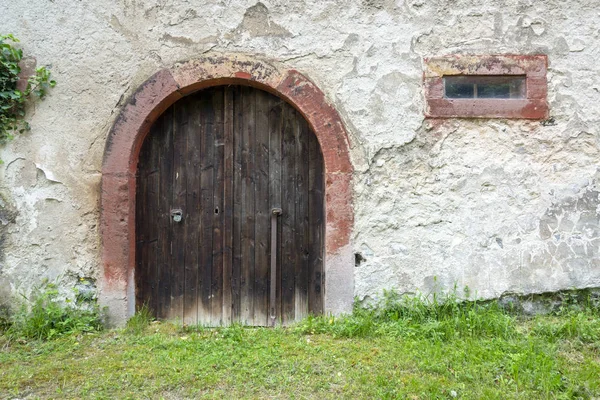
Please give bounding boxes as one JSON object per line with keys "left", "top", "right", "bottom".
{"left": 226, "top": 2, "right": 292, "bottom": 39}
{"left": 498, "top": 288, "right": 600, "bottom": 316}
{"left": 2, "top": 0, "right": 599, "bottom": 308}
{"left": 354, "top": 119, "right": 600, "bottom": 301}
{"left": 0, "top": 191, "right": 17, "bottom": 309}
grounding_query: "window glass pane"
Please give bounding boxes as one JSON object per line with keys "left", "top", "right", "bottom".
{"left": 444, "top": 77, "right": 474, "bottom": 98}
{"left": 444, "top": 76, "right": 526, "bottom": 99}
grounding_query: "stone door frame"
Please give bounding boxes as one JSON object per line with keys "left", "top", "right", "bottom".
{"left": 99, "top": 55, "right": 354, "bottom": 325}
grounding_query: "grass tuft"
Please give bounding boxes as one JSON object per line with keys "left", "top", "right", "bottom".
{"left": 218, "top": 323, "right": 246, "bottom": 342}
{"left": 0, "top": 306, "right": 10, "bottom": 333}
{"left": 125, "top": 304, "right": 154, "bottom": 335}
{"left": 532, "top": 310, "right": 600, "bottom": 343}
{"left": 295, "top": 290, "right": 517, "bottom": 340}
{"left": 6, "top": 280, "right": 104, "bottom": 341}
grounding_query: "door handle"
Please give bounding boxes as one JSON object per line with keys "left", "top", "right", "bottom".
{"left": 170, "top": 209, "right": 183, "bottom": 222}
{"left": 270, "top": 208, "right": 282, "bottom": 326}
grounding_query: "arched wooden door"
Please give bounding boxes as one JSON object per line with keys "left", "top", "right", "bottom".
{"left": 135, "top": 86, "right": 325, "bottom": 326}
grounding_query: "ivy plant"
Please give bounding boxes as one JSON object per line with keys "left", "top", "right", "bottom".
{"left": 0, "top": 34, "right": 55, "bottom": 145}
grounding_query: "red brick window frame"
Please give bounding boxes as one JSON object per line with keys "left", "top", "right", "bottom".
{"left": 424, "top": 55, "right": 548, "bottom": 119}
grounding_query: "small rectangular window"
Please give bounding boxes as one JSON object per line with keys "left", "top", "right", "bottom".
{"left": 424, "top": 55, "right": 548, "bottom": 119}
{"left": 444, "top": 75, "right": 526, "bottom": 99}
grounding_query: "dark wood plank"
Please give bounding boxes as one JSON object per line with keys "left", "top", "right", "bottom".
{"left": 157, "top": 107, "right": 174, "bottom": 319}
{"left": 268, "top": 100, "right": 283, "bottom": 325}
{"left": 198, "top": 90, "right": 215, "bottom": 325}
{"left": 222, "top": 87, "right": 234, "bottom": 325}
{"left": 232, "top": 86, "right": 243, "bottom": 322}
{"left": 148, "top": 240, "right": 159, "bottom": 316}
{"left": 136, "top": 114, "right": 163, "bottom": 318}
{"left": 135, "top": 132, "right": 148, "bottom": 311}
{"left": 240, "top": 86, "right": 256, "bottom": 325}
{"left": 183, "top": 96, "right": 202, "bottom": 326}
{"left": 253, "top": 90, "right": 271, "bottom": 326}
{"left": 211, "top": 88, "right": 225, "bottom": 326}
{"left": 145, "top": 124, "right": 161, "bottom": 317}
{"left": 308, "top": 129, "right": 324, "bottom": 315}
{"left": 294, "top": 116, "right": 310, "bottom": 321}
{"left": 170, "top": 98, "right": 189, "bottom": 321}
{"left": 281, "top": 106, "right": 297, "bottom": 325}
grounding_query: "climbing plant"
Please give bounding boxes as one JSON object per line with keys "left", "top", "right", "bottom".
{"left": 0, "top": 34, "right": 55, "bottom": 145}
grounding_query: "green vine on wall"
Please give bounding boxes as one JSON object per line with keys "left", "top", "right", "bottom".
{"left": 0, "top": 34, "right": 55, "bottom": 147}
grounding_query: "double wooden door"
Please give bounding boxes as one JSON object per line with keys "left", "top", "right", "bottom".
{"left": 135, "top": 85, "right": 324, "bottom": 326}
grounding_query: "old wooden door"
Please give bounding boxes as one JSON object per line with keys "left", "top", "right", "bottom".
{"left": 135, "top": 86, "right": 324, "bottom": 326}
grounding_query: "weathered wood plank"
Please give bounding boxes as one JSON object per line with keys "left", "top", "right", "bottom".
{"left": 145, "top": 121, "right": 161, "bottom": 317}
{"left": 222, "top": 87, "right": 234, "bottom": 325}
{"left": 253, "top": 90, "right": 271, "bottom": 326}
{"left": 183, "top": 96, "right": 201, "bottom": 326}
{"left": 281, "top": 106, "right": 297, "bottom": 325}
{"left": 308, "top": 129, "right": 324, "bottom": 315}
{"left": 294, "top": 116, "right": 310, "bottom": 321}
{"left": 211, "top": 88, "right": 225, "bottom": 326}
{"left": 268, "top": 100, "right": 283, "bottom": 324}
{"left": 240, "top": 86, "right": 256, "bottom": 325}
{"left": 198, "top": 90, "right": 215, "bottom": 325}
{"left": 169, "top": 99, "right": 189, "bottom": 321}
{"left": 157, "top": 108, "right": 174, "bottom": 319}
{"left": 232, "top": 86, "right": 243, "bottom": 321}
{"left": 135, "top": 129, "right": 148, "bottom": 312}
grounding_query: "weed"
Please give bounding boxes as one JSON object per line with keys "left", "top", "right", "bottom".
{"left": 219, "top": 323, "right": 246, "bottom": 342}
{"left": 7, "top": 280, "right": 104, "bottom": 340}
{"left": 0, "top": 305, "right": 10, "bottom": 333}
{"left": 125, "top": 304, "right": 154, "bottom": 335}
{"left": 295, "top": 312, "right": 377, "bottom": 338}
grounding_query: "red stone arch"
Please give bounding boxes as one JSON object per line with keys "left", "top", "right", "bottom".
{"left": 99, "top": 55, "right": 354, "bottom": 325}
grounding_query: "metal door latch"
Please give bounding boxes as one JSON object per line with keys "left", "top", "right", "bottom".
{"left": 171, "top": 209, "right": 183, "bottom": 222}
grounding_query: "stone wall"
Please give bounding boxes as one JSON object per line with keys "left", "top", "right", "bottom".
{"left": 1, "top": 0, "right": 599, "bottom": 312}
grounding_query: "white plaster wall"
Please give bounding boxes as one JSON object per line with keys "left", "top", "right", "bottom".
{"left": 1, "top": 0, "right": 599, "bottom": 307}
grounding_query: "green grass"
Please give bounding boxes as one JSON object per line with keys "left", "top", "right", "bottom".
{"left": 1, "top": 294, "right": 599, "bottom": 399}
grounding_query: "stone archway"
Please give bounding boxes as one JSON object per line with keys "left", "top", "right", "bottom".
{"left": 99, "top": 55, "right": 354, "bottom": 325}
